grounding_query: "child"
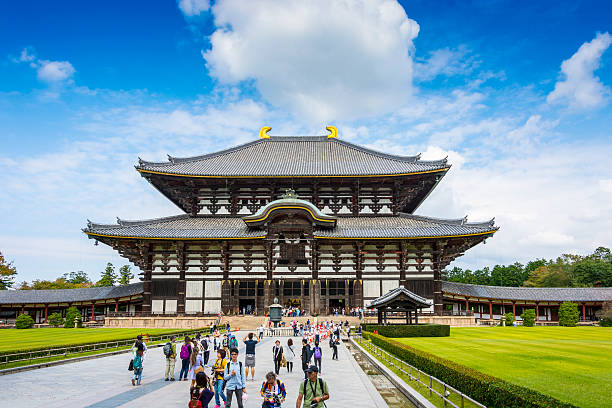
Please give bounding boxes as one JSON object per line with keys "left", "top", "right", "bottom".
{"left": 132, "top": 348, "right": 143, "bottom": 386}
{"left": 189, "top": 388, "right": 202, "bottom": 408}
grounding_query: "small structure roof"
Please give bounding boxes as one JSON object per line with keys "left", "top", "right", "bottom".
{"left": 136, "top": 136, "right": 449, "bottom": 178}
{"left": 0, "top": 282, "right": 143, "bottom": 305}
{"left": 442, "top": 281, "right": 612, "bottom": 302}
{"left": 242, "top": 195, "right": 337, "bottom": 227}
{"left": 367, "top": 286, "right": 433, "bottom": 309}
{"left": 83, "top": 214, "right": 497, "bottom": 240}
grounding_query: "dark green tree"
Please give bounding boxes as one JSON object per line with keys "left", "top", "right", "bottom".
{"left": 62, "top": 271, "right": 91, "bottom": 285}
{"left": 521, "top": 309, "right": 536, "bottom": 327}
{"left": 558, "top": 302, "right": 580, "bottom": 327}
{"left": 48, "top": 312, "right": 64, "bottom": 327}
{"left": 96, "top": 263, "right": 117, "bottom": 287}
{"left": 0, "top": 251, "right": 18, "bottom": 290}
{"left": 15, "top": 314, "right": 34, "bottom": 329}
{"left": 64, "top": 306, "right": 81, "bottom": 328}
{"left": 118, "top": 265, "right": 134, "bottom": 285}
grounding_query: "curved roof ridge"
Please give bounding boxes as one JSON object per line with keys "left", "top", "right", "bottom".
{"left": 403, "top": 213, "right": 497, "bottom": 229}
{"left": 332, "top": 139, "right": 422, "bottom": 163}
{"left": 86, "top": 214, "right": 190, "bottom": 230}
{"left": 138, "top": 139, "right": 263, "bottom": 167}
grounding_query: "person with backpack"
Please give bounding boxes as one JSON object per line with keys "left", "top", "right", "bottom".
{"left": 131, "top": 334, "right": 147, "bottom": 359}
{"left": 164, "top": 335, "right": 177, "bottom": 381}
{"left": 312, "top": 342, "right": 322, "bottom": 374}
{"left": 300, "top": 339, "right": 311, "bottom": 380}
{"left": 243, "top": 332, "right": 260, "bottom": 381}
{"left": 229, "top": 334, "right": 239, "bottom": 349}
{"left": 285, "top": 338, "right": 295, "bottom": 373}
{"left": 222, "top": 334, "right": 229, "bottom": 354}
{"left": 260, "top": 371, "right": 286, "bottom": 408}
{"left": 179, "top": 336, "right": 193, "bottom": 381}
{"left": 296, "top": 365, "right": 329, "bottom": 408}
{"left": 223, "top": 348, "right": 246, "bottom": 408}
{"left": 212, "top": 349, "right": 228, "bottom": 408}
{"left": 202, "top": 335, "right": 212, "bottom": 366}
{"left": 330, "top": 334, "right": 338, "bottom": 360}
{"left": 131, "top": 348, "right": 144, "bottom": 386}
{"left": 190, "top": 371, "right": 215, "bottom": 408}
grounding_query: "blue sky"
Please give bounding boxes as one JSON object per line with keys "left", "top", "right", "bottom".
{"left": 1, "top": 0, "right": 611, "bottom": 284}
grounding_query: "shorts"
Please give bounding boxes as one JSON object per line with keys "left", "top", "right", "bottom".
{"left": 245, "top": 354, "right": 256, "bottom": 367}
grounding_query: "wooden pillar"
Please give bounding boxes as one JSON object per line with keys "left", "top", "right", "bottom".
{"left": 44, "top": 305, "right": 48, "bottom": 323}
{"left": 512, "top": 301, "right": 516, "bottom": 317}
{"left": 415, "top": 309, "right": 419, "bottom": 324}
{"left": 582, "top": 303, "right": 586, "bottom": 321}
{"left": 21, "top": 305, "right": 25, "bottom": 315}
{"left": 115, "top": 299, "right": 119, "bottom": 312}
{"left": 489, "top": 301, "right": 493, "bottom": 319}
{"left": 465, "top": 298, "right": 469, "bottom": 312}
{"left": 91, "top": 302, "right": 95, "bottom": 320}
{"left": 377, "top": 308, "right": 382, "bottom": 325}
{"left": 536, "top": 302, "right": 539, "bottom": 322}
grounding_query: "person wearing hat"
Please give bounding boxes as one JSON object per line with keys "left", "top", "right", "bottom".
{"left": 296, "top": 365, "right": 329, "bottom": 408}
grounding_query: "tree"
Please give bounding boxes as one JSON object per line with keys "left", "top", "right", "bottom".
{"left": 15, "top": 314, "right": 34, "bottom": 329}
{"left": 62, "top": 271, "right": 91, "bottom": 285}
{"left": 96, "top": 263, "right": 117, "bottom": 287}
{"left": 118, "top": 265, "right": 133, "bottom": 285}
{"left": 558, "top": 302, "right": 580, "bottom": 327}
{"left": 503, "top": 312, "right": 515, "bottom": 326}
{"left": 64, "top": 306, "right": 81, "bottom": 328}
{"left": 48, "top": 312, "right": 64, "bottom": 327}
{"left": 521, "top": 309, "right": 536, "bottom": 327}
{"left": 524, "top": 260, "right": 573, "bottom": 287}
{"left": 0, "top": 251, "right": 18, "bottom": 290}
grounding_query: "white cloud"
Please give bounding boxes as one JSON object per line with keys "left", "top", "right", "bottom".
{"left": 19, "top": 48, "right": 36, "bottom": 63}
{"left": 414, "top": 46, "right": 476, "bottom": 82}
{"left": 36, "top": 60, "right": 75, "bottom": 82}
{"left": 547, "top": 32, "right": 612, "bottom": 109}
{"left": 204, "top": 0, "right": 419, "bottom": 122}
{"left": 177, "top": 0, "right": 210, "bottom": 17}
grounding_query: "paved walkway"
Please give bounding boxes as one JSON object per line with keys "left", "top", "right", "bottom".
{"left": 3, "top": 332, "right": 387, "bottom": 408}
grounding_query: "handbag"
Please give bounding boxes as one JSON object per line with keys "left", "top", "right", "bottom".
{"left": 128, "top": 359, "right": 134, "bottom": 371}
{"left": 281, "top": 354, "right": 287, "bottom": 367}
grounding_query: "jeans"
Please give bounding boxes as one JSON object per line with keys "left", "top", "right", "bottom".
{"left": 332, "top": 346, "right": 338, "bottom": 360}
{"left": 226, "top": 388, "right": 244, "bottom": 408}
{"left": 165, "top": 358, "right": 175, "bottom": 379}
{"left": 214, "top": 379, "right": 227, "bottom": 406}
{"left": 133, "top": 367, "right": 142, "bottom": 385}
{"left": 203, "top": 351, "right": 210, "bottom": 366}
{"left": 179, "top": 359, "right": 190, "bottom": 379}
{"left": 286, "top": 361, "right": 293, "bottom": 372}
{"left": 274, "top": 359, "right": 282, "bottom": 375}
{"left": 314, "top": 357, "right": 321, "bottom": 372}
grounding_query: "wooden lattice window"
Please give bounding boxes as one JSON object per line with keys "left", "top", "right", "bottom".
{"left": 278, "top": 243, "right": 307, "bottom": 265}
{"left": 152, "top": 279, "right": 178, "bottom": 297}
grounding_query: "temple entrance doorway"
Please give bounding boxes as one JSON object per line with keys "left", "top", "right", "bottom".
{"left": 284, "top": 298, "right": 301, "bottom": 308}
{"left": 239, "top": 299, "right": 255, "bottom": 315}
{"left": 329, "top": 298, "right": 345, "bottom": 310}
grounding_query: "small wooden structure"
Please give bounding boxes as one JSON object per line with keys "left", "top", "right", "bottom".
{"left": 367, "top": 286, "right": 432, "bottom": 325}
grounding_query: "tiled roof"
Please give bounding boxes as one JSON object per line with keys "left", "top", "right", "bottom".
{"left": 0, "top": 283, "right": 143, "bottom": 305}
{"left": 83, "top": 214, "right": 497, "bottom": 240}
{"left": 136, "top": 136, "right": 449, "bottom": 177}
{"left": 367, "top": 286, "right": 432, "bottom": 309}
{"left": 442, "top": 281, "right": 612, "bottom": 302}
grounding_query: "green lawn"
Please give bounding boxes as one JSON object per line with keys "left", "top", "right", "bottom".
{"left": 397, "top": 326, "right": 612, "bottom": 408}
{"left": 0, "top": 328, "right": 199, "bottom": 353}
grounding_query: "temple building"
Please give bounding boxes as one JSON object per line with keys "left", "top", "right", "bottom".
{"left": 83, "top": 126, "right": 498, "bottom": 316}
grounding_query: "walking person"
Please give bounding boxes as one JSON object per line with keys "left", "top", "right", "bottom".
{"left": 188, "top": 345, "right": 204, "bottom": 387}
{"left": 331, "top": 333, "right": 338, "bottom": 360}
{"left": 259, "top": 325, "right": 265, "bottom": 339}
{"left": 212, "top": 349, "right": 228, "bottom": 408}
{"left": 296, "top": 365, "right": 329, "bottom": 408}
{"left": 285, "top": 338, "right": 295, "bottom": 373}
{"left": 131, "top": 348, "right": 144, "bottom": 386}
{"left": 260, "top": 371, "right": 286, "bottom": 408}
{"left": 131, "top": 334, "right": 147, "bottom": 360}
{"left": 179, "top": 336, "right": 193, "bottom": 381}
{"left": 224, "top": 348, "right": 246, "bottom": 408}
{"left": 300, "top": 338, "right": 311, "bottom": 380}
{"left": 312, "top": 341, "right": 322, "bottom": 374}
{"left": 272, "top": 339, "right": 284, "bottom": 375}
{"left": 243, "top": 332, "right": 260, "bottom": 381}
{"left": 163, "top": 335, "right": 177, "bottom": 381}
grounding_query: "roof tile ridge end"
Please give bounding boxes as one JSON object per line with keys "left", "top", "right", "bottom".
{"left": 333, "top": 139, "right": 422, "bottom": 163}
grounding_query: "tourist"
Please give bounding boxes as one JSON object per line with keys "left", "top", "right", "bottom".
{"left": 212, "top": 349, "right": 228, "bottom": 408}
{"left": 210, "top": 322, "right": 215, "bottom": 334}
{"left": 296, "top": 365, "right": 329, "bottom": 408}
{"left": 229, "top": 333, "right": 239, "bottom": 349}
{"left": 214, "top": 331, "right": 221, "bottom": 351}
{"left": 179, "top": 336, "right": 192, "bottom": 381}
{"left": 260, "top": 371, "right": 286, "bottom": 408}
{"left": 243, "top": 332, "right": 260, "bottom": 381}
{"left": 223, "top": 348, "right": 246, "bottom": 408}
{"left": 191, "top": 371, "right": 215, "bottom": 408}
{"left": 285, "top": 338, "right": 295, "bottom": 372}
{"left": 300, "top": 339, "right": 311, "bottom": 380}
{"left": 131, "top": 348, "right": 143, "bottom": 386}
{"left": 222, "top": 333, "right": 229, "bottom": 353}
{"left": 312, "top": 341, "right": 322, "bottom": 373}
{"left": 163, "top": 335, "right": 177, "bottom": 381}
{"left": 259, "top": 324, "right": 264, "bottom": 339}
{"left": 188, "top": 345, "right": 204, "bottom": 387}
{"left": 131, "top": 334, "right": 147, "bottom": 358}
{"left": 201, "top": 335, "right": 211, "bottom": 366}
{"left": 329, "top": 334, "right": 338, "bottom": 360}
{"left": 272, "top": 339, "right": 284, "bottom": 375}
{"left": 226, "top": 322, "right": 231, "bottom": 333}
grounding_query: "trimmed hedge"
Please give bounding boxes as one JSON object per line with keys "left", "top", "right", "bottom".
{"left": 15, "top": 314, "right": 34, "bottom": 329}
{"left": 364, "top": 333, "right": 577, "bottom": 408}
{"left": 361, "top": 324, "right": 450, "bottom": 337}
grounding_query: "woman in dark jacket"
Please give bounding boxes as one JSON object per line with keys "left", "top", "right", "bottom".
{"left": 272, "top": 339, "right": 284, "bottom": 375}
{"left": 300, "top": 338, "right": 311, "bottom": 379}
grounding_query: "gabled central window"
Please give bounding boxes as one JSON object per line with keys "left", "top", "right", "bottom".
{"left": 278, "top": 242, "right": 307, "bottom": 265}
